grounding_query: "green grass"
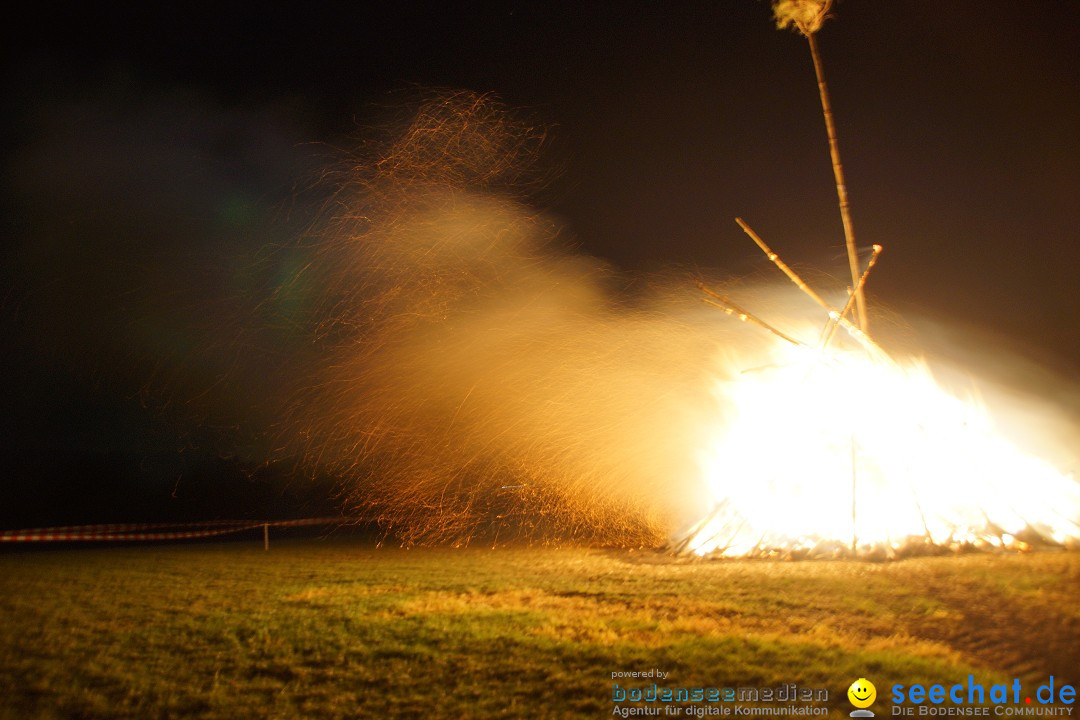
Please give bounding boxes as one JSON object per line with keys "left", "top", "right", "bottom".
{"left": 0, "top": 543, "right": 1076, "bottom": 719}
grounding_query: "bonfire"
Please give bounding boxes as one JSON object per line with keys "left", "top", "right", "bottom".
{"left": 674, "top": 1, "right": 1080, "bottom": 558}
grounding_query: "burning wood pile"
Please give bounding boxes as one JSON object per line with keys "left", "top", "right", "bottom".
{"left": 671, "top": 0, "right": 1080, "bottom": 559}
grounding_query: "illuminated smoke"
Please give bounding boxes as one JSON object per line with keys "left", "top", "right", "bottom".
{"left": 278, "top": 91, "right": 729, "bottom": 545}
{"left": 274, "top": 91, "right": 1080, "bottom": 551}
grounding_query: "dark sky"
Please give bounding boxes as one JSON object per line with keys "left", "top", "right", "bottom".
{"left": 2, "top": 1, "right": 1078, "bottom": 525}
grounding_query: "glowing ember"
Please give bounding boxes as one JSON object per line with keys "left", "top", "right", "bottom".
{"left": 687, "top": 337, "right": 1080, "bottom": 558}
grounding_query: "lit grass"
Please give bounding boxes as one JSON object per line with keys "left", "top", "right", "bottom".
{"left": 0, "top": 543, "right": 1076, "bottom": 719}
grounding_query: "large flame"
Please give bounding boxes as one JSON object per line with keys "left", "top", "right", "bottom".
{"left": 687, "top": 334, "right": 1080, "bottom": 557}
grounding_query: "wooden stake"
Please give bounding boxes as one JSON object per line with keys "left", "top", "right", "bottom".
{"left": 736, "top": 217, "right": 831, "bottom": 310}
{"left": 698, "top": 283, "right": 806, "bottom": 347}
{"left": 735, "top": 218, "right": 891, "bottom": 363}
{"left": 819, "top": 244, "right": 882, "bottom": 350}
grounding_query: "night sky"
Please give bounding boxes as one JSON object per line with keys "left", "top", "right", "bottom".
{"left": 2, "top": 1, "right": 1078, "bottom": 527}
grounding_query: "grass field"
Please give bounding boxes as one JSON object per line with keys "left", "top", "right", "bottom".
{"left": 0, "top": 542, "right": 1076, "bottom": 719}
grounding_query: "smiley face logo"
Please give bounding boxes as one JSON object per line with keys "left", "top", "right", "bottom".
{"left": 847, "top": 678, "right": 877, "bottom": 709}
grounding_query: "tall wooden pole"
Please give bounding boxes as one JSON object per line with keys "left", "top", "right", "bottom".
{"left": 806, "top": 32, "right": 868, "bottom": 333}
